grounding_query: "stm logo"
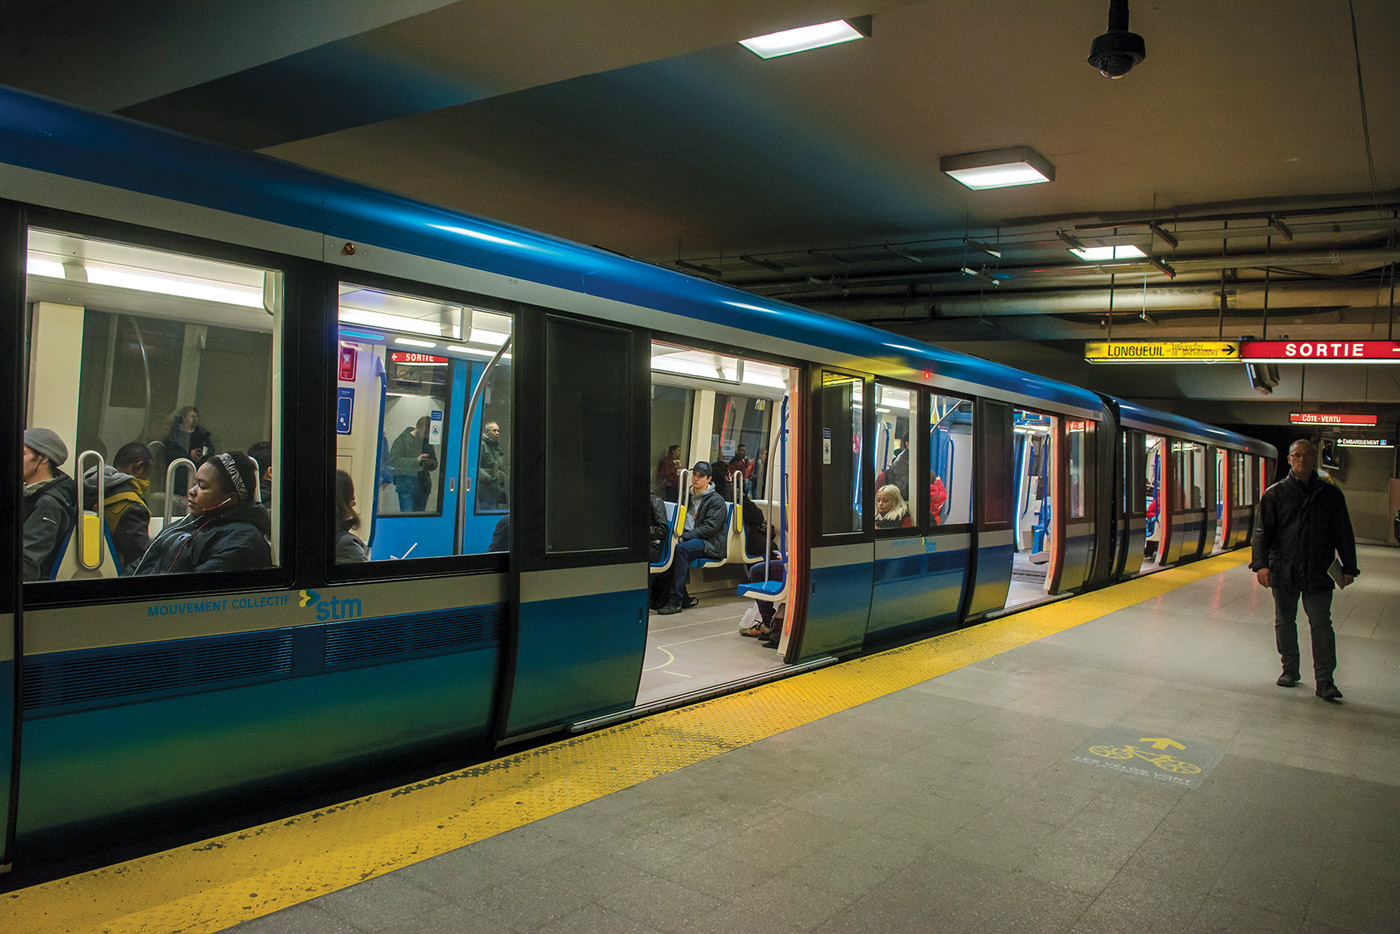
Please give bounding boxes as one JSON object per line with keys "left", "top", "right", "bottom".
{"left": 298, "top": 589, "right": 364, "bottom": 621}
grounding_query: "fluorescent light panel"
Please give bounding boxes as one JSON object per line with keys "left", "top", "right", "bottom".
{"left": 1070, "top": 245, "right": 1147, "bottom": 261}
{"left": 940, "top": 146, "right": 1055, "bottom": 190}
{"left": 739, "top": 19, "right": 867, "bottom": 59}
{"left": 27, "top": 254, "right": 264, "bottom": 307}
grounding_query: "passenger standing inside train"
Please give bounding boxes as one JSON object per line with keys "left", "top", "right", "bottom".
{"left": 477, "top": 420, "right": 508, "bottom": 510}
{"left": 131, "top": 452, "right": 271, "bottom": 575}
{"left": 83, "top": 441, "right": 154, "bottom": 570}
{"left": 1250, "top": 439, "right": 1358, "bottom": 701}
{"left": 248, "top": 440, "right": 273, "bottom": 508}
{"left": 389, "top": 416, "right": 435, "bottom": 512}
{"left": 730, "top": 444, "right": 754, "bottom": 496}
{"left": 657, "top": 461, "right": 726, "bottom": 615}
{"left": 334, "top": 469, "right": 369, "bottom": 563}
{"left": 878, "top": 434, "right": 910, "bottom": 502}
{"left": 655, "top": 444, "right": 681, "bottom": 501}
{"left": 165, "top": 406, "right": 213, "bottom": 465}
{"left": 21, "top": 428, "right": 77, "bottom": 582}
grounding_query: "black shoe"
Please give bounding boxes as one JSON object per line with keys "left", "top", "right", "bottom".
{"left": 1316, "top": 682, "right": 1343, "bottom": 701}
{"left": 655, "top": 602, "right": 682, "bottom": 616}
{"left": 682, "top": 596, "right": 699, "bottom": 609}
{"left": 1277, "top": 672, "right": 1300, "bottom": 687}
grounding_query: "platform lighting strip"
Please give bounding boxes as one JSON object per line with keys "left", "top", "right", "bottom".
{"left": 1070, "top": 245, "right": 1146, "bottom": 261}
{"left": 739, "top": 19, "right": 867, "bottom": 58}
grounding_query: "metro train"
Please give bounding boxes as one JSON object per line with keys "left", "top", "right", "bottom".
{"left": 0, "top": 85, "right": 1276, "bottom": 867}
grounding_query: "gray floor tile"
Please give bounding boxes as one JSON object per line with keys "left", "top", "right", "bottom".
{"left": 310, "top": 873, "right": 451, "bottom": 931}
{"left": 1189, "top": 896, "right": 1306, "bottom": 933}
{"left": 230, "top": 904, "right": 368, "bottom": 934}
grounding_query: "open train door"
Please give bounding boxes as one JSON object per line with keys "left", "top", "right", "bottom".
{"left": 496, "top": 312, "right": 650, "bottom": 743}
{"left": 1, "top": 209, "right": 20, "bottom": 871}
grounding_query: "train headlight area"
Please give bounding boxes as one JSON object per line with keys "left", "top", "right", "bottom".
{"left": 1, "top": 84, "right": 1287, "bottom": 898}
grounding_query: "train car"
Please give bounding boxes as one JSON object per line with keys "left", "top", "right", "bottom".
{"left": 0, "top": 85, "right": 1274, "bottom": 867}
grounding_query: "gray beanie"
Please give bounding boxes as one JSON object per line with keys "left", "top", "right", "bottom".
{"left": 23, "top": 428, "right": 68, "bottom": 467}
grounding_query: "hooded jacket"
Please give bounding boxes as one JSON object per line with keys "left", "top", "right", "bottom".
{"left": 83, "top": 465, "right": 152, "bottom": 570}
{"left": 131, "top": 501, "right": 272, "bottom": 576}
{"left": 23, "top": 471, "right": 78, "bottom": 581}
{"left": 1250, "top": 471, "right": 1359, "bottom": 591}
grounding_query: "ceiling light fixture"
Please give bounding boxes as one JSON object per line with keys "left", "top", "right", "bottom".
{"left": 1149, "top": 256, "right": 1176, "bottom": 278}
{"left": 963, "top": 238, "right": 1003, "bottom": 259}
{"left": 1056, "top": 230, "right": 1086, "bottom": 250}
{"left": 940, "top": 146, "right": 1055, "bottom": 190}
{"left": 960, "top": 266, "right": 999, "bottom": 286}
{"left": 1070, "top": 244, "right": 1146, "bottom": 261}
{"left": 739, "top": 17, "right": 871, "bottom": 59}
{"left": 1149, "top": 222, "right": 1178, "bottom": 249}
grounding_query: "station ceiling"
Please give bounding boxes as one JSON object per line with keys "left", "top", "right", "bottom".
{"left": 4, "top": 1, "right": 1400, "bottom": 421}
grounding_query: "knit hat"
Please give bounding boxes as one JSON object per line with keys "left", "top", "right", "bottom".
{"left": 23, "top": 428, "right": 68, "bottom": 467}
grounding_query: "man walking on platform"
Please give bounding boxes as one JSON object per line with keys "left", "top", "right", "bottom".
{"left": 1250, "top": 439, "right": 1358, "bottom": 700}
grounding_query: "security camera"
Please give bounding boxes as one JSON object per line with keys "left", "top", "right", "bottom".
{"left": 1089, "top": 0, "right": 1146, "bottom": 78}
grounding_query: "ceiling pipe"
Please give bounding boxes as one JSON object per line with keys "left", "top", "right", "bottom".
{"left": 929, "top": 281, "right": 1386, "bottom": 317}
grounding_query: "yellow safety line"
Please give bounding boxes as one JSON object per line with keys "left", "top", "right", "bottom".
{"left": 4, "top": 550, "right": 1252, "bottom": 934}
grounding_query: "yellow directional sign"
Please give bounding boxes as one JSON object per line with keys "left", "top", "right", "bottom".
{"left": 1139, "top": 737, "right": 1186, "bottom": 751}
{"left": 1085, "top": 341, "right": 1240, "bottom": 363}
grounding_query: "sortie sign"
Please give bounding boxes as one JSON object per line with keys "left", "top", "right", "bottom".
{"left": 1240, "top": 340, "right": 1400, "bottom": 362}
{"left": 1084, "top": 341, "right": 1239, "bottom": 363}
{"left": 1289, "top": 413, "right": 1378, "bottom": 426}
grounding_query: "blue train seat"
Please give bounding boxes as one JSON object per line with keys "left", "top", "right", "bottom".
{"left": 689, "top": 504, "right": 732, "bottom": 570}
{"left": 649, "top": 501, "right": 685, "bottom": 575}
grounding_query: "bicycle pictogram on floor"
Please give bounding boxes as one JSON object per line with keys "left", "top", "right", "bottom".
{"left": 1087, "top": 744, "right": 1202, "bottom": 774}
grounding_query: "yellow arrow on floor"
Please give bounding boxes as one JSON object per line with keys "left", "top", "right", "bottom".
{"left": 1139, "top": 737, "right": 1186, "bottom": 750}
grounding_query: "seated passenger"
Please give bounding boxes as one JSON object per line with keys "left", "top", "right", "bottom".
{"left": 648, "top": 492, "right": 671, "bottom": 611}
{"left": 131, "top": 452, "right": 271, "bottom": 575}
{"left": 711, "top": 457, "right": 736, "bottom": 501}
{"left": 875, "top": 484, "right": 912, "bottom": 529}
{"left": 334, "top": 469, "right": 369, "bottom": 563}
{"left": 657, "top": 461, "right": 726, "bottom": 615}
{"left": 248, "top": 440, "right": 273, "bottom": 507}
{"left": 22, "top": 428, "right": 78, "bottom": 582}
{"left": 83, "top": 441, "right": 155, "bottom": 569}
{"left": 738, "top": 550, "right": 785, "bottom": 647}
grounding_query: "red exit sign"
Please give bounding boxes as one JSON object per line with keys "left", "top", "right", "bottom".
{"left": 1241, "top": 340, "right": 1400, "bottom": 362}
{"left": 1289, "top": 413, "right": 1378, "bottom": 426}
{"left": 390, "top": 352, "right": 449, "bottom": 364}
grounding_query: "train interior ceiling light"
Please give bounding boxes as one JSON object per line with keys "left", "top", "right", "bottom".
{"left": 26, "top": 229, "right": 267, "bottom": 309}
{"left": 939, "top": 147, "right": 1055, "bottom": 190}
{"left": 738, "top": 17, "right": 872, "bottom": 59}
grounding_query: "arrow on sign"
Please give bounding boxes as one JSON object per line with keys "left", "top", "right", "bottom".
{"left": 1139, "top": 737, "right": 1185, "bottom": 751}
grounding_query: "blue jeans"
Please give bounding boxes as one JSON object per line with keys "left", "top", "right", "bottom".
{"left": 671, "top": 539, "right": 708, "bottom": 603}
{"left": 394, "top": 474, "right": 419, "bottom": 512}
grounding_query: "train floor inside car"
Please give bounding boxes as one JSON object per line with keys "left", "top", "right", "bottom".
{"left": 639, "top": 592, "right": 783, "bottom": 706}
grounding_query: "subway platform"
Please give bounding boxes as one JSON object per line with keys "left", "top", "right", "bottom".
{"left": 8, "top": 546, "right": 1399, "bottom": 933}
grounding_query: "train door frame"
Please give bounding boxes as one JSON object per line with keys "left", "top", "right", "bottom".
{"left": 2, "top": 200, "right": 22, "bottom": 869}
{"left": 1051, "top": 415, "right": 1097, "bottom": 594}
{"left": 1113, "top": 429, "right": 1149, "bottom": 580}
{"left": 496, "top": 310, "right": 650, "bottom": 743}
{"left": 964, "top": 397, "right": 1015, "bottom": 620}
{"left": 1084, "top": 412, "right": 1118, "bottom": 589}
{"left": 799, "top": 366, "right": 873, "bottom": 659}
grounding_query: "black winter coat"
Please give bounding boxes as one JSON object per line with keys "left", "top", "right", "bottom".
{"left": 683, "top": 485, "right": 728, "bottom": 559}
{"left": 131, "top": 502, "right": 272, "bottom": 575}
{"left": 1250, "top": 472, "right": 1359, "bottom": 591}
{"left": 23, "top": 473, "right": 77, "bottom": 581}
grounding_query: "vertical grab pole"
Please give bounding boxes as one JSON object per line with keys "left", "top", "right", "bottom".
{"left": 163, "top": 457, "right": 197, "bottom": 529}
{"left": 75, "top": 450, "right": 107, "bottom": 571}
{"left": 454, "top": 337, "right": 512, "bottom": 556}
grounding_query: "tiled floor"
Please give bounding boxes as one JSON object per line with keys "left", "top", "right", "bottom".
{"left": 230, "top": 546, "right": 1400, "bottom": 933}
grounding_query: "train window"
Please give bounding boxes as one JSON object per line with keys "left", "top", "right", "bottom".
{"left": 1066, "top": 420, "right": 1095, "bottom": 519}
{"left": 1190, "top": 443, "right": 1206, "bottom": 508}
{"left": 335, "top": 284, "right": 513, "bottom": 562}
{"left": 650, "top": 384, "right": 693, "bottom": 501}
{"left": 930, "top": 394, "right": 973, "bottom": 526}
{"left": 872, "top": 383, "right": 917, "bottom": 530}
{"left": 820, "top": 371, "right": 863, "bottom": 534}
{"left": 24, "top": 227, "right": 281, "bottom": 581}
{"left": 1170, "top": 441, "right": 1187, "bottom": 511}
{"left": 545, "top": 316, "right": 631, "bottom": 554}
{"left": 979, "top": 400, "right": 1013, "bottom": 528}
{"left": 711, "top": 392, "right": 774, "bottom": 500}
